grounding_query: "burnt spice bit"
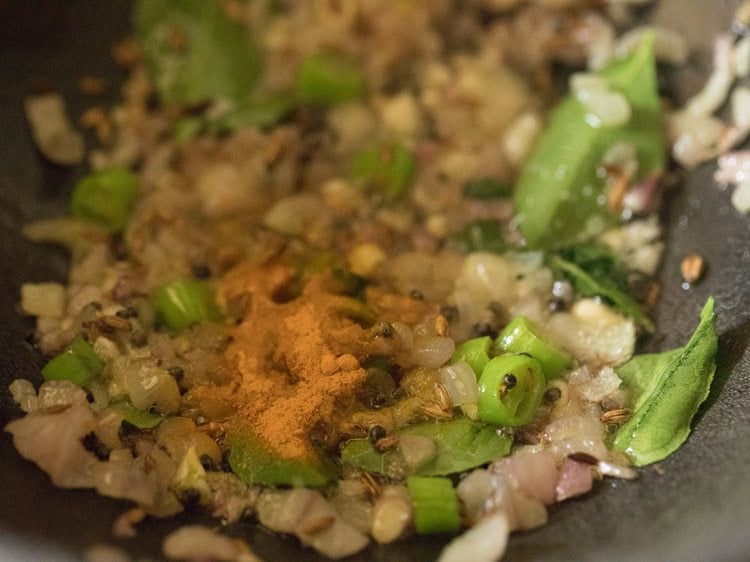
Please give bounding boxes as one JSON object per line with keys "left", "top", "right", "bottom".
{"left": 168, "top": 366, "right": 185, "bottom": 382}
{"left": 497, "top": 375, "right": 513, "bottom": 399}
{"left": 81, "top": 432, "right": 110, "bottom": 461}
{"left": 470, "top": 321, "right": 498, "bottom": 339}
{"left": 374, "top": 322, "right": 395, "bottom": 338}
{"left": 179, "top": 488, "right": 202, "bottom": 508}
{"left": 116, "top": 305, "right": 139, "bottom": 319}
{"left": 309, "top": 420, "right": 338, "bottom": 449}
{"left": 439, "top": 305, "right": 459, "bottom": 323}
{"left": 199, "top": 454, "right": 217, "bottom": 471}
{"left": 568, "top": 452, "right": 599, "bottom": 465}
{"left": 368, "top": 424, "right": 387, "bottom": 444}
{"left": 192, "top": 263, "right": 212, "bottom": 279}
{"left": 544, "top": 386, "right": 563, "bottom": 404}
{"left": 374, "top": 435, "right": 399, "bottom": 453}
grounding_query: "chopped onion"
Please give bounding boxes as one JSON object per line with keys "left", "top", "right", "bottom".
{"left": 586, "top": 91, "right": 632, "bottom": 128}
{"left": 556, "top": 457, "right": 594, "bottom": 501}
{"left": 731, "top": 86, "right": 750, "bottom": 131}
{"left": 206, "top": 472, "right": 259, "bottom": 524}
{"left": 543, "top": 414, "right": 608, "bottom": 463}
{"left": 257, "top": 489, "right": 369, "bottom": 559}
{"left": 571, "top": 73, "right": 632, "bottom": 128}
{"left": 122, "top": 360, "right": 181, "bottom": 414}
{"left": 731, "top": 179, "right": 750, "bottom": 213}
{"left": 370, "top": 494, "right": 412, "bottom": 544}
{"left": 408, "top": 334, "right": 455, "bottom": 369}
{"left": 502, "top": 111, "right": 542, "bottom": 166}
{"left": 438, "top": 362, "right": 479, "bottom": 407}
{"left": 398, "top": 434, "right": 437, "bottom": 471}
{"left": 24, "top": 92, "right": 85, "bottom": 165}
{"left": 162, "top": 525, "right": 259, "bottom": 561}
{"left": 572, "top": 366, "right": 622, "bottom": 403}
{"left": 451, "top": 252, "right": 552, "bottom": 340}
{"left": 438, "top": 512, "right": 509, "bottom": 562}
{"left": 457, "top": 469, "right": 495, "bottom": 525}
{"left": 37, "top": 380, "right": 87, "bottom": 409}
{"left": 735, "top": 36, "right": 750, "bottom": 77}
{"left": 685, "top": 34, "right": 735, "bottom": 118}
{"left": 545, "top": 299, "right": 635, "bottom": 367}
{"left": 506, "top": 488, "right": 548, "bottom": 531}
{"left": 615, "top": 26, "right": 689, "bottom": 65}
{"left": 20, "top": 282, "right": 66, "bottom": 318}
{"left": 599, "top": 217, "right": 664, "bottom": 276}
{"left": 492, "top": 447, "right": 558, "bottom": 506}
{"left": 8, "top": 379, "right": 38, "bottom": 413}
{"left": 598, "top": 459, "right": 638, "bottom": 480}
{"left": 715, "top": 150, "right": 750, "bottom": 184}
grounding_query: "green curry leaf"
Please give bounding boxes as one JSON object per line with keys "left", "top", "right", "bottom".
{"left": 548, "top": 244, "right": 654, "bottom": 331}
{"left": 513, "top": 34, "right": 664, "bottom": 248}
{"left": 613, "top": 297, "right": 718, "bottom": 466}
{"left": 227, "top": 429, "right": 336, "bottom": 488}
{"left": 340, "top": 417, "right": 511, "bottom": 477}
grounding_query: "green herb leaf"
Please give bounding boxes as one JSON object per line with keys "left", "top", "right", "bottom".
{"left": 340, "top": 417, "right": 511, "bottom": 477}
{"left": 612, "top": 297, "right": 718, "bottom": 466}
{"left": 41, "top": 336, "right": 104, "bottom": 386}
{"left": 110, "top": 402, "right": 163, "bottom": 429}
{"left": 514, "top": 34, "right": 664, "bottom": 248}
{"left": 134, "top": 0, "right": 262, "bottom": 106}
{"left": 227, "top": 430, "right": 335, "bottom": 487}
{"left": 548, "top": 245, "right": 654, "bottom": 331}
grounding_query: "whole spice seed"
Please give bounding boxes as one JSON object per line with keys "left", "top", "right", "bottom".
{"left": 568, "top": 452, "right": 599, "bottom": 465}
{"left": 543, "top": 386, "right": 562, "bottom": 404}
{"left": 600, "top": 408, "right": 632, "bottom": 425}
{"left": 434, "top": 314, "right": 449, "bottom": 337}
{"left": 297, "top": 515, "right": 336, "bottom": 534}
{"left": 360, "top": 471, "right": 382, "bottom": 499}
{"left": 680, "top": 253, "right": 705, "bottom": 285}
{"left": 435, "top": 382, "right": 453, "bottom": 411}
{"left": 374, "top": 435, "right": 399, "bottom": 453}
{"left": 419, "top": 402, "right": 453, "bottom": 420}
{"left": 606, "top": 166, "right": 634, "bottom": 213}
{"left": 369, "top": 425, "right": 387, "bottom": 443}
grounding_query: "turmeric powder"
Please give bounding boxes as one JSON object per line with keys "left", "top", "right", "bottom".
{"left": 220, "top": 262, "right": 372, "bottom": 461}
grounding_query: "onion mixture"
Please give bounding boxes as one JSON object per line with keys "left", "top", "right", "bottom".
{"left": 6, "top": 1, "right": 724, "bottom": 561}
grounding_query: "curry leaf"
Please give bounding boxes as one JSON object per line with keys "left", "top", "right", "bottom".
{"left": 110, "top": 402, "right": 163, "bottom": 429}
{"left": 340, "top": 418, "right": 511, "bottom": 477}
{"left": 548, "top": 245, "right": 654, "bottom": 331}
{"left": 227, "top": 429, "right": 336, "bottom": 487}
{"left": 612, "top": 297, "right": 718, "bottom": 466}
{"left": 514, "top": 34, "right": 664, "bottom": 248}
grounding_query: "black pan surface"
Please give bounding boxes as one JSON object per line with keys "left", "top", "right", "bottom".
{"left": 1, "top": 1, "right": 748, "bottom": 561}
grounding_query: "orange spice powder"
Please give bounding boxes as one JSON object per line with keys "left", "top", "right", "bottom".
{"left": 219, "top": 262, "right": 373, "bottom": 461}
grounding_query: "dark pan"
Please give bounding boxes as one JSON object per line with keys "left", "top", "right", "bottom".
{"left": 1, "top": 1, "right": 748, "bottom": 560}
